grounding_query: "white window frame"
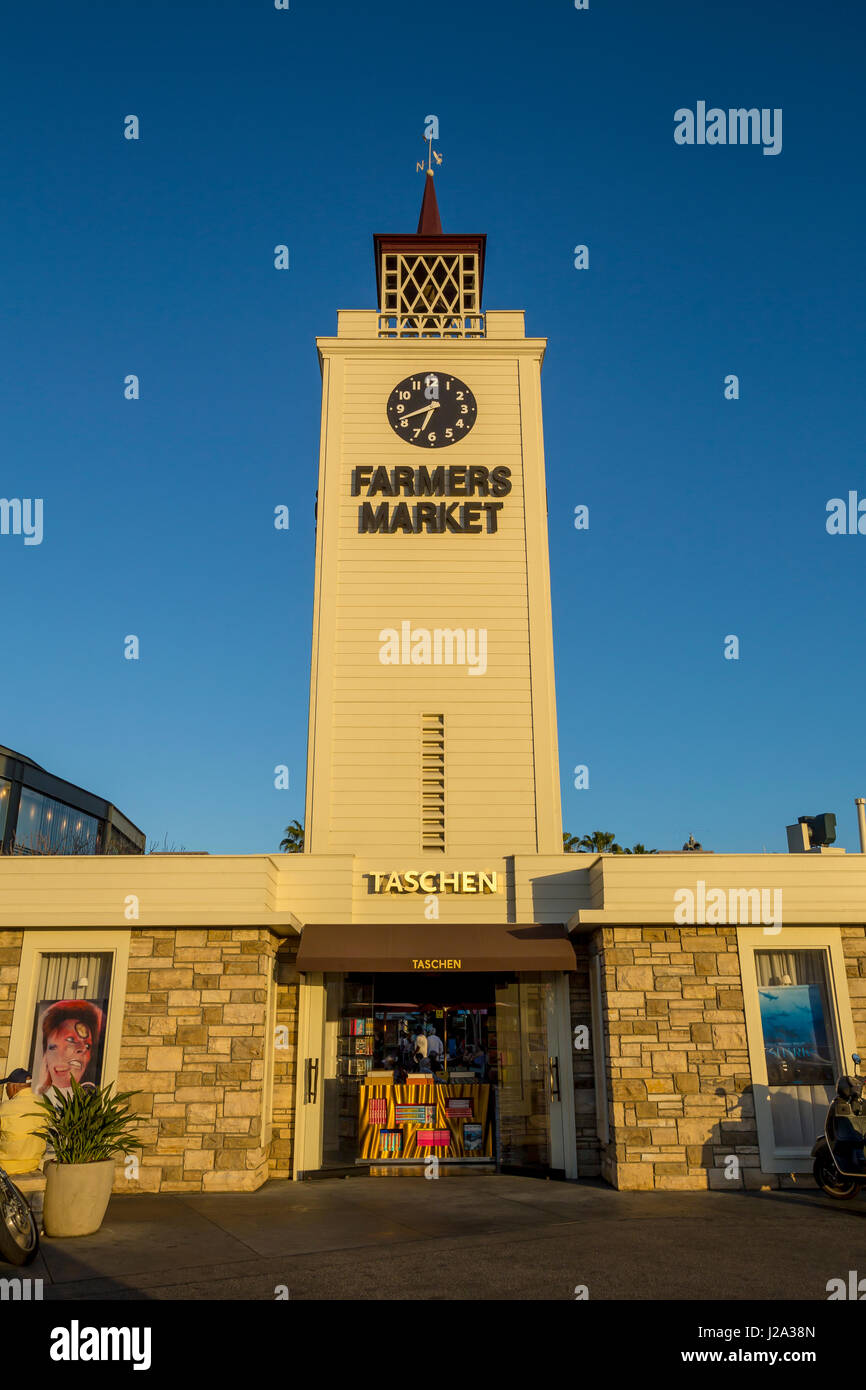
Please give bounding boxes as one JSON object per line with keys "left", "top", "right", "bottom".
{"left": 738, "top": 926, "right": 857, "bottom": 1173}
{"left": 6, "top": 931, "right": 131, "bottom": 1089}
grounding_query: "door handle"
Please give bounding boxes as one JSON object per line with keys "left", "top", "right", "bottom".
{"left": 549, "top": 1055, "right": 561, "bottom": 1102}
{"left": 305, "top": 1057, "right": 319, "bottom": 1104}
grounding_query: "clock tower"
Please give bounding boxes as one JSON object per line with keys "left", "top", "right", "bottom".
{"left": 304, "top": 170, "right": 562, "bottom": 860}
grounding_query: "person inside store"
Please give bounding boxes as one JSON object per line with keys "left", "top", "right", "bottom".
{"left": 412, "top": 1027, "right": 428, "bottom": 1068}
{"left": 397, "top": 1021, "right": 414, "bottom": 1072}
{"left": 426, "top": 1026, "right": 444, "bottom": 1078}
{"left": 384, "top": 1052, "right": 407, "bottom": 1085}
{"left": 426, "top": 1032, "right": 448, "bottom": 1085}
{"left": 465, "top": 1044, "right": 487, "bottom": 1082}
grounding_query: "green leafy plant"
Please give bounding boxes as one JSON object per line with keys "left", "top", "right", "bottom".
{"left": 32, "top": 1074, "right": 145, "bottom": 1165}
{"left": 563, "top": 830, "right": 658, "bottom": 854}
{"left": 280, "top": 818, "right": 304, "bottom": 852}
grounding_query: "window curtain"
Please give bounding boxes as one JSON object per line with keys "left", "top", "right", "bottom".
{"left": 755, "top": 951, "right": 827, "bottom": 988}
{"left": 36, "top": 952, "right": 113, "bottom": 1000}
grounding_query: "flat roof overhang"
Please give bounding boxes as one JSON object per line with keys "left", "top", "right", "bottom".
{"left": 295, "top": 922, "right": 576, "bottom": 973}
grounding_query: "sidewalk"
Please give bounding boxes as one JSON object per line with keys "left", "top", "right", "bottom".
{"left": 22, "top": 1175, "right": 866, "bottom": 1301}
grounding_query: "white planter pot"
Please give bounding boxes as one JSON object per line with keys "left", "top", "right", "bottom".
{"left": 43, "top": 1158, "right": 116, "bottom": 1237}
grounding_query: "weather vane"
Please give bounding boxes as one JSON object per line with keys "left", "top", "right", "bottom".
{"left": 416, "top": 133, "right": 443, "bottom": 175}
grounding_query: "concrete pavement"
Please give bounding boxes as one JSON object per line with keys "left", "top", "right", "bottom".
{"left": 21, "top": 1175, "right": 866, "bottom": 1301}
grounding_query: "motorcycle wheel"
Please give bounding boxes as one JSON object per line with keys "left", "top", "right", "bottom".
{"left": 813, "top": 1154, "right": 860, "bottom": 1200}
{"left": 0, "top": 1179, "right": 39, "bottom": 1266}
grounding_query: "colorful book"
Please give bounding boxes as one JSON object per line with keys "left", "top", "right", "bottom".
{"left": 463, "top": 1123, "right": 483, "bottom": 1153}
{"left": 417, "top": 1130, "right": 450, "bottom": 1148}
{"left": 368, "top": 1097, "right": 388, "bottom": 1126}
{"left": 445, "top": 1099, "right": 473, "bottom": 1118}
{"left": 395, "top": 1104, "right": 436, "bottom": 1126}
{"left": 380, "top": 1129, "right": 402, "bottom": 1156}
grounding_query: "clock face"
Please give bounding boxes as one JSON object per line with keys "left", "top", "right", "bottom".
{"left": 386, "top": 372, "right": 477, "bottom": 448}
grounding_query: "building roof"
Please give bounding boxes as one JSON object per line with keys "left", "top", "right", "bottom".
{"left": 0, "top": 745, "right": 44, "bottom": 771}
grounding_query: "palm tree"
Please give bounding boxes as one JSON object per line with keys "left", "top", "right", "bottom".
{"left": 562, "top": 831, "right": 658, "bottom": 854}
{"left": 578, "top": 830, "right": 621, "bottom": 854}
{"left": 279, "top": 819, "right": 304, "bottom": 853}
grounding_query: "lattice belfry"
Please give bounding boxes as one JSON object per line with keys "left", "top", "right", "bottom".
{"left": 379, "top": 252, "right": 484, "bottom": 338}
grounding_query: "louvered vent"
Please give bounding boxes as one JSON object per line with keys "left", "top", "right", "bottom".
{"left": 421, "top": 713, "right": 445, "bottom": 852}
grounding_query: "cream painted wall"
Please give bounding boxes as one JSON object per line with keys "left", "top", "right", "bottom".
{"left": 3, "top": 851, "right": 866, "bottom": 932}
{"left": 304, "top": 314, "right": 562, "bottom": 861}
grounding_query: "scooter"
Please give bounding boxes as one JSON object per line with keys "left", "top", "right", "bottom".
{"left": 0, "top": 1166, "right": 39, "bottom": 1265}
{"left": 812, "top": 1053, "right": 866, "bottom": 1199}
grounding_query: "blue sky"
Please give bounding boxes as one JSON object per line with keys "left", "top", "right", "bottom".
{"left": 2, "top": 0, "right": 864, "bottom": 854}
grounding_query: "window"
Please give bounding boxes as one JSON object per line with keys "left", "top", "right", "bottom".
{"left": 0, "top": 779, "right": 10, "bottom": 842}
{"left": 14, "top": 788, "right": 99, "bottom": 855}
{"left": 755, "top": 949, "right": 837, "bottom": 1088}
{"left": 28, "top": 952, "right": 113, "bottom": 1098}
{"left": 6, "top": 933, "right": 130, "bottom": 1101}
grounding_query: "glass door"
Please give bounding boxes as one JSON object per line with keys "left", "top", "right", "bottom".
{"left": 494, "top": 973, "right": 554, "bottom": 1172}
{"left": 321, "top": 974, "right": 374, "bottom": 1168}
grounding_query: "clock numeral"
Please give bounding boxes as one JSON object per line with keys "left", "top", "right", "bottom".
{"left": 398, "top": 390, "right": 411, "bottom": 401}
{"left": 412, "top": 428, "right": 422, "bottom": 439}
{"left": 455, "top": 420, "right": 464, "bottom": 429}
{"left": 460, "top": 404, "right": 469, "bottom": 414}
{"left": 455, "top": 391, "right": 465, "bottom": 401}
{"left": 427, "top": 432, "right": 436, "bottom": 442}
{"left": 400, "top": 418, "right": 408, "bottom": 428}
{"left": 445, "top": 428, "right": 453, "bottom": 438}
{"left": 411, "top": 379, "right": 421, "bottom": 390}
{"left": 395, "top": 404, "right": 404, "bottom": 413}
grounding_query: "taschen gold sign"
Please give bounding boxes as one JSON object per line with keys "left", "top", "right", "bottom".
{"left": 370, "top": 871, "right": 499, "bottom": 894}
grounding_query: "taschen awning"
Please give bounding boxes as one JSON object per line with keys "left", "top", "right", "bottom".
{"left": 294, "top": 923, "right": 576, "bottom": 973}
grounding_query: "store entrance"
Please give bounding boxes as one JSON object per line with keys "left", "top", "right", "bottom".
{"left": 317, "top": 971, "right": 558, "bottom": 1176}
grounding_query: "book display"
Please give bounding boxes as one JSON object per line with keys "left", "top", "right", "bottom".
{"left": 337, "top": 1014, "right": 375, "bottom": 1077}
{"left": 358, "top": 1082, "right": 494, "bottom": 1160}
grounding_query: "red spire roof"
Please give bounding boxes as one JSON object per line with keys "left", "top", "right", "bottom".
{"left": 372, "top": 176, "right": 486, "bottom": 309}
{"left": 417, "top": 170, "right": 443, "bottom": 235}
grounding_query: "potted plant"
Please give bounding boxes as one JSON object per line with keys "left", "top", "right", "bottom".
{"left": 33, "top": 1075, "right": 144, "bottom": 1237}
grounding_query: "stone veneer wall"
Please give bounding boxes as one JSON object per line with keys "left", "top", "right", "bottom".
{"left": 592, "top": 926, "right": 756, "bottom": 1191}
{"left": 568, "top": 939, "right": 602, "bottom": 1177}
{"left": 268, "top": 947, "right": 300, "bottom": 1179}
{"left": 0, "top": 931, "right": 23, "bottom": 1070}
{"left": 592, "top": 925, "right": 866, "bottom": 1192}
{"left": 842, "top": 927, "right": 866, "bottom": 1058}
{"left": 117, "top": 927, "right": 278, "bottom": 1192}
